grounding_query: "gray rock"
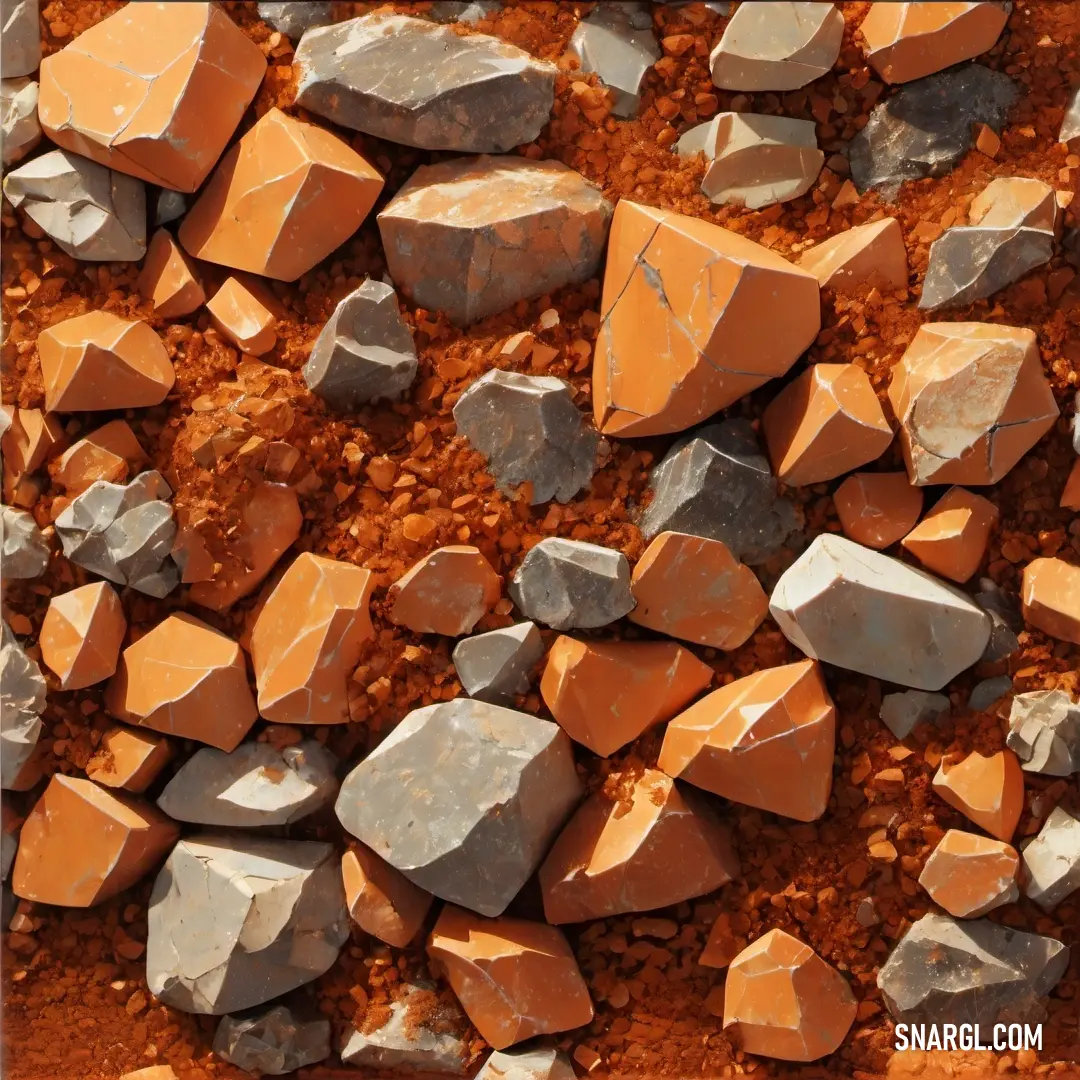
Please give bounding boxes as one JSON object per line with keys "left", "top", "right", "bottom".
{"left": 477, "top": 1046, "right": 576, "bottom": 1080}
{"left": 638, "top": 419, "right": 799, "bottom": 566}
{"left": 849, "top": 65, "right": 1018, "bottom": 199}
{"left": 157, "top": 741, "right": 339, "bottom": 827}
{"left": 880, "top": 690, "right": 950, "bottom": 739}
{"left": 154, "top": 189, "right": 188, "bottom": 227}
{"left": 55, "top": 470, "right": 179, "bottom": 598}
{"left": 877, "top": 912, "right": 1069, "bottom": 1037}
{"left": 302, "top": 280, "right": 417, "bottom": 411}
{"left": 1, "top": 505, "right": 49, "bottom": 579}
{"left": 509, "top": 537, "right": 634, "bottom": 631}
{"left": 147, "top": 834, "right": 349, "bottom": 1015}
{"left": 1022, "top": 806, "right": 1080, "bottom": 912}
{"left": 336, "top": 698, "right": 581, "bottom": 917}
{"left": 295, "top": 13, "right": 556, "bottom": 153}
{"left": 968, "top": 675, "right": 1013, "bottom": 714}
{"left": 452, "top": 622, "right": 544, "bottom": 705}
{"left": 453, "top": 370, "right": 598, "bottom": 505}
{"left": 0, "top": 622, "right": 44, "bottom": 790}
{"left": 1, "top": 0, "right": 39, "bottom": 78}
{"left": 856, "top": 897, "right": 881, "bottom": 928}
{"left": 429, "top": 0, "right": 502, "bottom": 23}
{"left": 214, "top": 1004, "right": 331, "bottom": 1075}
{"left": 2, "top": 149, "right": 147, "bottom": 261}
{"left": 1, "top": 77, "right": 39, "bottom": 167}
{"left": 1061, "top": 84, "right": 1080, "bottom": 150}
{"left": 974, "top": 576, "right": 1021, "bottom": 661}
{"left": 1007, "top": 690, "right": 1080, "bottom": 776}
{"left": 1073, "top": 390, "right": 1080, "bottom": 455}
{"left": 566, "top": 3, "right": 659, "bottom": 118}
{"left": 257, "top": 1, "right": 332, "bottom": 38}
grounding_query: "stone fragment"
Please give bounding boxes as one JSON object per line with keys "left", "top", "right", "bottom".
{"left": 427, "top": 905, "right": 593, "bottom": 1049}
{"left": 477, "top": 1046, "right": 576, "bottom": 1080}
{"left": 452, "top": 623, "right": 544, "bottom": 705}
{"left": 257, "top": 1, "right": 332, "bottom": 38}
{"left": 1021, "top": 806, "right": 1080, "bottom": 912}
{"left": 710, "top": 1, "right": 843, "bottom": 91}
{"left": 106, "top": 613, "right": 257, "bottom": 752}
{"left": 968, "top": 674, "right": 1013, "bottom": 713}
{"left": 833, "top": 472, "right": 923, "bottom": 550}
{"left": 214, "top": 1005, "right": 330, "bottom": 1076}
{"left": 659, "top": 660, "right": 835, "bottom": 822}
{"left": 797, "top": 218, "right": 909, "bottom": 293}
{"left": 901, "top": 486, "right": 998, "bottom": 583}
{"left": 1, "top": 0, "right": 39, "bottom": 77}
{"left": 974, "top": 576, "right": 1022, "bottom": 662}
{"left": 429, "top": 0, "right": 502, "bottom": 21}
{"left": 158, "top": 741, "right": 338, "bottom": 827}
{"left": 509, "top": 538, "right": 633, "bottom": 631}
{"left": 2, "top": 407, "right": 64, "bottom": 505}
{"left": 1006, "top": 690, "right": 1080, "bottom": 776}
{"left": 120, "top": 1069, "right": 176, "bottom": 1080}
{"left": 888, "top": 323, "right": 1057, "bottom": 486}
{"left": 295, "top": 14, "right": 555, "bottom": 152}
{"left": 85, "top": 726, "right": 170, "bottom": 794}
{"left": 206, "top": 277, "right": 277, "bottom": 356}
{"left": 390, "top": 546, "right": 501, "bottom": 637}
{"left": 342, "top": 844, "right": 433, "bottom": 947}
{"left": 13, "top": 775, "right": 177, "bottom": 907}
{"left": 540, "top": 769, "right": 738, "bottom": 923}
{"left": 379, "top": 155, "right": 611, "bottom": 327}
{"left": 137, "top": 229, "right": 205, "bottom": 319}
{"left": 1, "top": 505, "right": 48, "bottom": 579}
{"left": 302, "top": 280, "right": 417, "bottom": 410}
{"left": 1, "top": 77, "right": 40, "bottom": 166}
{"left": 180, "top": 108, "right": 383, "bottom": 282}
{"left": 453, "top": 370, "right": 598, "bottom": 504}
{"left": 932, "top": 750, "right": 1024, "bottom": 841}
{"left": 0, "top": 622, "right": 44, "bottom": 790}
{"left": 38, "top": 2, "right": 266, "bottom": 191}
{"left": 147, "top": 835, "right": 349, "bottom": 1014}
{"left": 629, "top": 531, "right": 768, "bottom": 650}
{"left": 53, "top": 420, "right": 148, "bottom": 496}
{"left": 770, "top": 534, "right": 991, "bottom": 690}
{"left": 1021, "top": 557, "right": 1080, "bottom": 644}
{"left": 880, "top": 690, "right": 950, "bottom": 739}
{"left": 723, "top": 929, "right": 857, "bottom": 1062}
{"left": 541, "top": 637, "right": 713, "bottom": 757}
{"left": 566, "top": 3, "right": 660, "bottom": 117}
{"left": 154, "top": 189, "right": 187, "bottom": 227}
{"left": 336, "top": 698, "right": 581, "bottom": 916}
{"left": 251, "top": 553, "right": 374, "bottom": 725}
{"left": 918, "top": 829, "right": 1019, "bottom": 918}
{"left": 40, "top": 581, "right": 126, "bottom": 690}
{"left": 1062, "top": 85, "right": 1080, "bottom": 149}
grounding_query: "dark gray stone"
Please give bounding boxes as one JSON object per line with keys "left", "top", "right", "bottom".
{"left": 0, "top": 621, "right": 44, "bottom": 790}
{"left": 567, "top": 3, "right": 659, "bottom": 117}
{"left": 880, "top": 690, "right": 949, "bottom": 739}
{"left": 452, "top": 622, "right": 544, "bottom": 705}
{"left": 428, "top": 0, "right": 501, "bottom": 23}
{"left": 214, "top": 1004, "right": 331, "bottom": 1075}
{"left": 974, "top": 576, "right": 1021, "bottom": 662}
{"left": 968, "top": 675, "right": 1013, "bottom": 714}
{"left": 1006, "top": 690, "right": 1080, "bottom": 776}
{"left": 477, "top": 1046, "right": 576, "bottom": 1080}
{"left": 1, "top": 505, "right": 49, "bottom": 579}
{"left": 1022, "top": 806, "right": 1080, "bottom": 912}
{"left": 154, "top": 189, "right": 188, "bottom": 227}
{"left": 257, "top": 1, "right": 332, "bottom": 38}
{"left": 1, "top": 0, "right": 39, "bottom": 78}
{"left": 1, "top": 76, "right": 39, "bottom": 167}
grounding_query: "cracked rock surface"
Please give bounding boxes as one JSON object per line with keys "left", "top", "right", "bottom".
{"left": 1006, "top": 689, "right": 1080, "bottom": 775}
{"left": 0, "top": 622, "right": 45, "bottom": 790}
{"left": 214, "top": 1004, "right": 330, "bottom": 1075}
{"left": 1, "top": 505, "right": 48, "bottom": 579}
{"left": 566, "top": 2, "right": 659, "bottom": 117}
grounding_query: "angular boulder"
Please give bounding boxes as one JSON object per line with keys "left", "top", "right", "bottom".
{"left": 137, "top": 229, "right": 206, "bottom": 319}
{"left": 1022, "top": 806, "right": 1080, "bottom": 912}
{"left": 52, "top": 419, "right": 148, "bottom": 497}
{"left": 477, "top": 1047, "right": 576, "bottom": 1080}
{"left": 342, "top": 844, "right": 433, "bottom": 947}
{"left": 206, "top": 276, "right": 278, "bottom": 356}
{"left": 257, "top": 1, "right": 332, "bottom": 38}
{"left": 452, "top": 622, "right": 544, "bottom": 705}
{"left": 833, "top": 471, "right": 923, "bottom": 550}
{"left": 566, "top": 2, "right": 659, "bottom": 117}
{"left": 214, "top": 1005, "right": 331, "bottom": 1076}
{"left": 0, "top": 622, "right": 44, "bottom": 790}
{"left": 39, "top": 581, "right": 127, "bottom": 690}
{"left": 390, "top": 545, "right": 501, "bottom": 637}
{"left": 1, "top": 505, "right": 49, "bottom": 579}
{"left": 85, "top": 726, "right": 171, "bottom": 794}
{"left": 1021, "top": 557, "right": 1080, "bottom": 645}
{"left": 1006, "top": 689, "right": 1080, "bottom": 776}
{"left": 797, "top": 218, "right": 909, "bottom": 293}
{"left": 918, "top": 829, "right": 1019, "bottom": 918}
{"left": 932, "top": 750, "right": 1024, "bottom": 842}
{"left": 0, "top": 77, "right": 40, "bottom": 167}
{"left": 1, "top": 0, "right": 39, "bottom": 78}
{"left": 900, "top": 485, "right": 998, "bottom": 583}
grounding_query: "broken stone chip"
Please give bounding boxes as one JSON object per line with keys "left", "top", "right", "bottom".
{"left": 180, "top": 108, "right": 384, "bottom": 282}
{"left": 477, "top": 1046, "right": 576, "bottom": 1080}
{"left": 336, "top": 698, "right": 582, "bottom": 917}
{"left": 932, "top": 750, "right": 1024, "bottom": 842}
{"left": 454, "top": 370, "right": 599, "bottom": 505}
{"left": 257, "top": 1, "right": 332, "bottom": 38}
{"left": 1021, "top": 557, "right": 1080, "bottom": 645}
{"left": 154, "top": 189, "right": 187, "bottom": 227}
{"left": 918, "top": 829, "right": 1020, "bottom": 918}
{"left": 797, "top": 218, "right": 909, "bottom": 293}
{"left": 40, "top": 581, "right": 127, "bottom": 690}
{"left": 206, "top": 276, "right": 278, "bottom": 357}
{"left": 968, "top": 674, "right": 1013, "bottom": 714}
{"left": 427, "top": 905, "right": 594, "bottom": 1049}
{"left": 3, "top": 406, "right": 65, "bottom": 506}
{"left": 900, "top": 486, "right": 998, "bottom": 583}
{"left": 974, "top": 575, "right": 1022, "bottom": 662}
{"left": 295, "top": 13, "right": 556, "bottom": 152}
{"left": 379, "top": 155, "right": 612, "bottom": 327}
{"left": 1, "top": 505, "right": 49, "bottom": 579}
{"left": 1022, "top": 806, "right": 1080, "bottom": 912}
{"left": 390, "top": 546, "right": 501, "bottom": 637}
{"left": 770, "top": 533, "right": 992, "bottom": 691}
{"left": 52, "top": 420, "right": 148, "bottom": 497}
{"left": 13, "top": 775, "right": 178, "bottom": 907}
{"left": 1, "top": 77, "right": 40, "bottom": 166}
{"left": 0, "top": 622, "right": 45, "bottom": 790}
{"left": 834, "top": 472, "right": 924, "bottom": 550}
{"left": 214, "top": 1004, "right": 331, "bottom": 1076}
{"left": 539, "top": 769, "right": 738, "bottom": 923}
{"left": 888, "top": 323, "right": 1058, "bottom": 487}
{"left": 85, "top": 726, "right": 171, "bottom": 794}
{"left": 147, "top": 835, "right": 349, "bottom": 1014}
{"left": 1006, "top": 689, "right": 1080, "bottom": 776}
{"left": 1, "top": 0, "right": 39, "bottom": 77}
{"left": 137, "top": 229, "right": 206, "bottom": 319}
{"left": 452, "top": 622, "right": 544, "bottom": 705}
{"left": 723, "top": 929, "right": 857, "bottom": 1062}
{"left": 1062, "top": 85, "right": 1080, "bottom": 150}
{"left": 38, "top": 1, "right": 266, "bottom": 191}
{"left": 342, "top": 844, "right": 434, "bottom": 947}
{"left": 879, "top": 689, "right": 949, "bottom": 739}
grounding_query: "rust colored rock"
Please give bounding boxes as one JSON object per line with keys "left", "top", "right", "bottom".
{"left": 723, "top": 929, "right": 857, "bottom": 1061}
{"left": 251, "top": 553, "right": 375, "bottom": 725}
{"left": 106, "top": 613, "right": 257, "bottom": 752}
{"left": 593, "top": 200, "right": 820, "bottom": 437}
{"left": 797, "top": 218, "right": 909, "bottom": 293}
{"left": 342, "top": 844, "right": 434, "bottom": 948}
{"left": 2, "top": 407, "right": 64, "bottom": 496}
{"left": 85, "top": 725, "right": 171, "bottom": 794}
{"left": 12, "top": 775, "right": 178, "bottom": 907}
{"left": 1021, "top": 557, "right": 1080, "bottom": 644}
{"left": 180, "top": 108, "right": 384, "bottom": 282}
{"left": 37, "top": 1, "right": 266, "bottom": 192}
{"left": 629, "top": 531, "right": 768, "bottom": 650}
{"left": 918, "top": 829, "right": 1019, "bottom": 918}
{"left": 390, "top": 546, "right": 500, "bottom": 637}
{"left": 901, "top": 486, "right": 998, "bottom": 583}
{"left": 53, "top": 420, "right": 149, "bottom": 496}
{"left": 427, "top": 905, "right": 593, "bottom": 1049}
{"left": 39, "top": 581, "right": 126, "bottom": 690}
{"left": 932, "top": 750, "right": 1024, "bottom": 842}
{"left": 833, "top": 472, "right": 924, "bottom": 550}
{"left": 762, "top": 363, "right": 894, "bottom": 486}
{"left": 539, "top": 769, "right": 739, "bottom": 923}
{"left": 137, "top": 229, "right": 205, "bottom": 319}
{"left": 206, "top": 276, "right": 278, "bottom": 356}
{"left": 659, "top": 660, "right": 836, "bottom": 822}
{"left": 540, "top": 636, "right": 712, "bottom": 757}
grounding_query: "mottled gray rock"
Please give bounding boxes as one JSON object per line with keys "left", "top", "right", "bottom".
{"left": 157, "top": 741, "right": 338, "bottom": 827}
{"left": 567, "top": 3, "right": 659, "bottom": 117}
{"left": 1022, "top": 806, "right": 1080, "bottom": 912}
{"left": 1, "top": 77, "right": 39, "bottom": 167}
{"left": 257, "top": 1, "right": 332, "bottom": 38}
{"left": 452, "top": 622, "right": 544, "bottom": 705}
{"left": 968, "top": 675, "right": 1013, "bottom": 713}
{"left": 336, "top": 698, "right": 582, "bottom": 916}
{"left": 147, "top": 835, "right": 349, "bottom": 1015}
{"left": 214, "top": 1004, "right": 331, "bottom": 1075}
{"left": 880, "top": 690, "right": 950, "bottom": 739}
{"left": 477, "top": 1046, "right": 576, "bottom": 1080}
{"left": 0, "top": 622, "right": 44, "bottom": 790}
{"left": 302, "top": 280, "right": 417, "bottom": 411}
{"left": 1, "top": 0, "right": 39, "bottom": 78}
{"left": 295, "top": 13, "right": 556, "bottom": 152}
{"left": 878, "top": 912, "right": 1069, "bottom": 1036}
{"left": 638, "top": 419, "right": 799, "bottom": 566}
{"left": 2, "top": 150, "right": 146, "bottom": 261}
{"left": 1061, "top": 84, "right": 1080, "bottom": 150}
{"left": 428, "top": 0, "right": 502, "bottom": 23}
{"left": 154, "top": 189, "right": 188, "bottom": 227}
{"left": 509, "top": 537, "right": 634, "bottom": 631}
{"left": 1007, "top": 690, "right": 1080, "bottom": 776}
{"left": 1, "top": 505, "right": 49, "bottom": 579}
{"left": 850, "top": 65, "right": 1018, "bottom": 199}
{"left": 55, "top": 471, "right": 179, "bottom": 597}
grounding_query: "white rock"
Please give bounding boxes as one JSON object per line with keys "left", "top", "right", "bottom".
{"left": 1, "top": 77, "right": 39, "bottom": 166}
{"left": 1022, "top": 806, "right": 1080, "bottom": 912}
{"left": 1, "top": 0, "right": 39, "bottom": 78}
{"left": 0, "top": 622, "right": 45, "bottom": 789}
{"left": 1, "top": 505, "right": 49, "bottom": 579}
{"left": 1007, "top": 689, "right": 1080, "bottom": 776}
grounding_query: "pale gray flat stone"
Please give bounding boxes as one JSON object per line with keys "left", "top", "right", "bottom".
{"left": 257, "top": 1, "right": 332, "bottom": 38}
{"left": 567, "top": 2, "right": 659, "bottom": 117}
{"left": 452, "top": 622, "right": 544, "bottom": 705}
{"left": 1, "top": 505, "right": 49, "bottom": 579}
{"left": 880, "top": 690, "right": 950, "bottom": 739}
{"left": 214, "top": 1004, "right": 331, "bottom": 1075}
{"left": 477, "top": 1046, "right": 576, "bottom": 1080}
{"left": 1007, "top": 690, "right": 1080, "bottom": 776}
{"left": 1, "top": 0, "right": 39, "bottom": 78}
{"left": 1022, "top": 806, "right": 1080, "bottom": 912}
{"left": 0, "top": 77, "right": 39, "bottom": 167}
{"left": 0, "top": 622, "right": 44, "bottom": 790}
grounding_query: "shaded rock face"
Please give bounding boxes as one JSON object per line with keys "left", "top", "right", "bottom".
{"left": 1, "top": 505, "right": 48, "bottom": 579}
{"left": 214, "top": 1005, "right": 331, "bottom": 1075}
{"left": 0, "top": 622, "right": 45, "bottom": 789}
{"left": 256, "top": 2, "right": 332, "bottom": 38}
{"left": 1, "top": 76, "right": 40, "bottom": 167}
{"left": 880, "top": 690, "right": 949, "bottom": 739}
{"left": 566, "top": 3, "right": 659, "bottom": 117}
{"left": 452, "top": 622, "right": 544, "bottom": 705}
{"left": 1022, "top": 806, "right": 1080, "bottom": 913}
{"left": 1006, "top": 690, "right": 1080, "bottom": 776}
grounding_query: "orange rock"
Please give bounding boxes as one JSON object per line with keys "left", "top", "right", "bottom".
{"left": 833, "top": 472, "right": 924, "bottom": 550}
{"left": 12, "top": 775, "right": 178, "bottom": 907}
{"left": 39, "top": 581, "right": 127, "bottom": 690}
{"left": 137, "top": 229, "right": 205, "bottom": 318}
{"left": 540, "top": 636, "right": 712, "bottom": 757}
{"left": 252, "top": 553, "right": 375, "bottom": 725}
{"left": 52, "top": 420, "right": 149, "bottom": 496}
{"left": 917, "top": 829, "right": 1019, "bottom": 918}
{"left": 539, "top": 769, "right": 739, "bottom": 923}
{"left": 1021, "top": 557, "right": 1080, "bottom": 644}
{"left": 86, "top": 725, "right": 171, "bottom": 794}
{"left": 723, "top": 928, "right": 857, "bottom": 1061}
{"left": 206, "top": 276, "right": 278, "bottom": 356}
{"left": 120, "top": 1068, "right": 178, "bottom": 1080}
{"left": 797, "top": 218, "right": 908, "bottom": 293}
{"left": 38, "top": 311, "right": 174, "bottom": 413}
{"left": 932, "top": 750, "right": 1024, "bottom": 841}
{"left": 1061, "top": 458, "right": 1080, "bottom": 511}
{"left": 427, "top": 905, "right": 594, "bottom": 1049}
{"left": 762, "top": 363, "right": 894, "bottom": 486}
{"left": 390, "top": 546, "right": 500, "bottom": 637}
{"left": 593, "top": 200, "right": 820, "bottom": 437}
{"left": 180, "top": 107, "right": 384, "bottom": 282}
{"left": 659, "top": 660, "right": 836, "bottom": 822}
{"left": 37, "top": 2, "right": 266, "bottom": 192}
{"left": 2, "top": 407, "right": 65, "bottom": 504}
{"left": 901, "top": 486, "right": 998, "bottom": 583}
{"left": 106, "top": 613, "right": 257, "bottom": 752}
{"left": 342, "top": 844, "right": 433, "bottom": 948}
